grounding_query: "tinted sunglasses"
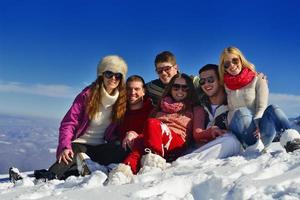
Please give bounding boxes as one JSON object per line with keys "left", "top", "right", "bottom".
{"left": 224, "top": 58, "right": 240, "bottom": 69}
{"left": 103, "top": 71, "right": 122, "bottom": 80}
{"left": 172, "top": 83, "right": 189, "bottom": 92}
{"left": 156, "top": 66, "right": 173, "bottom": 74}
{"left": 199, "top": 76, "right": 215, "bottom": 86}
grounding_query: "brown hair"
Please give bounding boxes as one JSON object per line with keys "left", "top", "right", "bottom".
{"left": 154, "top": 51, "right": 176, "bottom": 67}
{"left": 157, "top": 73, "right": 196, "bottom": 112}
{"left": 126, "top": 75, "right": 146, "bottom": 88}
{"left": 86, "top": 76, "right": 127, "bottom": 122}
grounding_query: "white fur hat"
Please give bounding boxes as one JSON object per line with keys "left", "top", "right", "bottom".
{"left": 280, "top": 129, "right": 300, "bottom": 147}
{"left": 97, "top": 55, "right": 128, "bottom": 79}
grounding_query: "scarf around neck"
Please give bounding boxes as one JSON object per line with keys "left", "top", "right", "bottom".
{"left": 160, "top": 96, "right": 185, "bottom": 114}
{"left": 224, "top": 67, "right": 256, "bottom": 90}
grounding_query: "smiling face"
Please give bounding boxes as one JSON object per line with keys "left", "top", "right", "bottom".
{"left": 126, "top": 80, "right": 145, "bottom": 106}
{"left": 171, "top": 77, "right": 188, "bottom": 102}
{"left": 103, "top": 74, "right": 121, "bottom": 94}
{"left": 223, "top": 53, "right": 242, "bottom": 76}
{"left": 156, "top": 62, "right": 178, "bottom": 84}
{"left": 199, "top": 69, "right": 221, "bottom": 98}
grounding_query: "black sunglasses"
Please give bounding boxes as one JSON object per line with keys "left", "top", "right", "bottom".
{"left": 103, "top": 71, "right": 122, "bottom": 80}
{"left": 199, "top": 76, "right": 215, "bottom": 86}
{"left": 156, "top": 66, "right": 173, "bottom": 74}
{"left": 224, "top": 58, "right": 240, "bottom": 69}
{"left": 172, "top": 83, "right": 189, "bottom": 91}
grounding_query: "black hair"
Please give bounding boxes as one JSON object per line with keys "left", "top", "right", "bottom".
{"left": 198, "top": 64, "right": 219, "bottom": 80}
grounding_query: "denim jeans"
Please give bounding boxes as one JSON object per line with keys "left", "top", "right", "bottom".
{"left": 229, "top": 105, "right": 291, "bottom": 149}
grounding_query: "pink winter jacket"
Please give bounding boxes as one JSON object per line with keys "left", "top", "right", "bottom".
{"left": 56, "top": 87, "right": 91, "bottom": 159}
{"left": 155, "top": 106, "right": 205, "bottom": 142}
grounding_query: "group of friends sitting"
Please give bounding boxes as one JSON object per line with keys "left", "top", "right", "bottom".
{"left": 9, "top": 46, "right": 300, "bottom": 185}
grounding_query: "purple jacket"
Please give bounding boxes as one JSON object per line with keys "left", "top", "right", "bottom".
{"left": 56, "top": 86, "right": 91, "bottom": 159}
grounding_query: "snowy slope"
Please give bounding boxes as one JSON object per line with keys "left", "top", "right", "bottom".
{"left": 0, "top": 114, "right": 59, "bottom": 173}
{"left": 1, "top": 143, "right": 300, "bottom": 200}
{"left": 1, "top": 114, "right": 300, "bottom": 199}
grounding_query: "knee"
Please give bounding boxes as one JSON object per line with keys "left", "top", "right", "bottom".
{"left": 231, "top": 108, "right": 253, "bottom": 126}
{"left": 265, "top": 104, "right": 279, "bottom": 114}
{"left": 233, "top": 107, "right": 252, "bottom": 118}
{"left": 145, "top": 118, "right": 160, "bottom": 128}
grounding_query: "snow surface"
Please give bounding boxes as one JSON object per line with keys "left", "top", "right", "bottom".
{"left": 1, "top": 143, "right": 300, "bottom": 200}
{"left": 1, "top": 114, "right": 300, "bottom": 199}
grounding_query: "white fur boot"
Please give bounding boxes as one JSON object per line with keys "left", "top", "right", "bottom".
{"left": 108, "top": 163, "right": 133, "bottom": 185}
{"left": 280, "top": 129, "right": 300, "bottom": 152}
{"left": 138, "top": 148, "right": 168, "bottom": 174}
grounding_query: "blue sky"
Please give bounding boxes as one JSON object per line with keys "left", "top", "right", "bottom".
{"left": 1, "top": 0, "right": 300, "bottom": 119}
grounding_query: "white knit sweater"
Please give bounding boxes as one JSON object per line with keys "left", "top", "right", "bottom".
{"left": 226, "top": 75, "right": 269, "bottom": 125}
{"left": 74, "top": 84, "right": 119, "bottom": 145}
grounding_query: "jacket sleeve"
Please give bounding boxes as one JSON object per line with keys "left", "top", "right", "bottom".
{"left": 192, "top": 106, "right": 207, "bottom": 143}
{"left": 194, "top": 127, "right": 220, "bottom": 144}
{"left": 254, "top": 76, "right": 269, "bottom": 120}
{"left": 192, "top": 106, "right": 221, "bottom": 144}
{"left": 57, "top": 89, "right": 88, "bottom": 158}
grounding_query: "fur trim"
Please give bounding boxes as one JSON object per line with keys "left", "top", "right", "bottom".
{"left": 97, "top": 55, "right": 128, "bottom": 79}
{"left": 280, "top": 129, "right": 300, "bottom": 147}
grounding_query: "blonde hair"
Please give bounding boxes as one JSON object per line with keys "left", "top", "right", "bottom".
{"left": 219, "top": 46, "right": 256, "bottom": 84}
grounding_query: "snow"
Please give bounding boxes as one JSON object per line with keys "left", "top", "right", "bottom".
{"left": 1, "top": 143, "right": 300, "bottom": 200}
{"left": 1, "top": 113, "right": 300, "bottom": 199}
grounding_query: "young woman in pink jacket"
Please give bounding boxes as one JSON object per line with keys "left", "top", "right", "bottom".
{"left": 10, "top": 55, "right": 128, "bottom": 182}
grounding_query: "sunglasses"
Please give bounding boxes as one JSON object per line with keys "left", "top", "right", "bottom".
{"left": 199, "top": 76, "right": 215, "bottom": 86}
{"left": 224, "top": 58, "right": 240, "bottom": 69}
{"left": 156, "top": 66, "right": 173, "bottom": 74}
{"left": 103, "top": 71, "right": 122, "bottom": 80}
{"left": 172, "top": 83, "right": 189, "bottom": 92}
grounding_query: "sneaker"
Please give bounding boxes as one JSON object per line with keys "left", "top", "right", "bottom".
{"left": 138, "top": 148, "right": 167, "bottom": 174}
{"left": 9, "top": 167, "right": 23, "bottom": 183}
{"left": 280, "top": 129, "right": 300, "bottom": 152}
{"left": 76, "top": 153, "right": 91, "bottom": 176}
{"left": 108, "top": 163, "right": 133, "bottom": 185}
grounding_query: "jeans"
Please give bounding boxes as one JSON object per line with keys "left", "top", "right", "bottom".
{"left": 229, "top": 105, "right": 291, "bottom": 149}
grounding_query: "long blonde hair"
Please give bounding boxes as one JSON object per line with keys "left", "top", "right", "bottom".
{"left": 219, "top": 46, "right": 256, "bottom": 84}
{"left": 86, "top": 76, "right": 127, "bottom": 123}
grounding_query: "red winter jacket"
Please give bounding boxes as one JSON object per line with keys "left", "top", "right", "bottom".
{"left": 118, "top": 97, "right": 153, "bottom": 142}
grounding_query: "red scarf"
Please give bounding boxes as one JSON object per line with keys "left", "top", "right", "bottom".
{"left": 224, "top": 67, "right": 256, "bottom": 90}
{"left": 160, "top": 96, "right": 185, "bottom": 114}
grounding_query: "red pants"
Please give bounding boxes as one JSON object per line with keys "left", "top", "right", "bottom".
{"left": 123, "top": 118, "right": 186, "bottom": 174}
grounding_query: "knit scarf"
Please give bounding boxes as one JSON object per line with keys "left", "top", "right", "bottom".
{"left": 160, "top": 96, "right": 185, "bottom": 114}
{"left": 224, "top": 67, "right": 256, "bottom": 90}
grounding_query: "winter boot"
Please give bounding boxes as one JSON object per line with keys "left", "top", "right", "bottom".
{"left": 34, "top": 169, "right": 57, "bottom": 181}
{"left": 108, "top": 163, "right": 133, "bottom": 185}
{"left": 280, "top": 129, "right": 300, "bottom": 152}
{"left": 9, "top": 167, "right": 23, "bottom": 183}
{"left": 138, "top": 148, "right": 168, "bottom": 174}
{"left": 76, "top": 152, "right": 91, "bottom": 176}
